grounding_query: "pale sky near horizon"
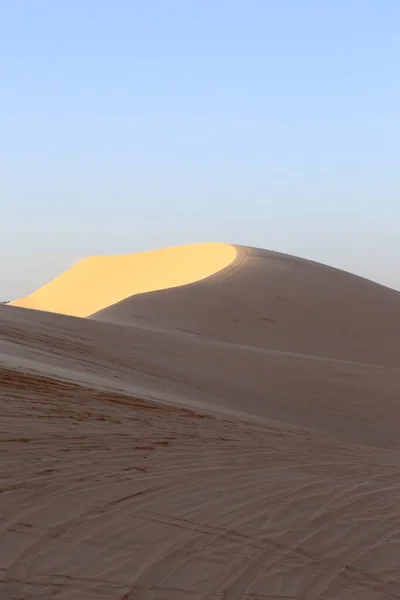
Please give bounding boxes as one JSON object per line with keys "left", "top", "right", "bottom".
{"left": 1, "top": 0, "right": 399, "bottom": 300}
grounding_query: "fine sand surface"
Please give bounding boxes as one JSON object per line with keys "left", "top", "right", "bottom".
{"left": 9, "top": 243, "right": 237, "bottom": 318}
{"left": 2, "top": 243, "right": 400, "bottom": 599}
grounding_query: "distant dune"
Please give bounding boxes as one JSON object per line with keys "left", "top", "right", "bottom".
{"left": 94, "top": 245, "right": 399, "bottom": 367}
{"left": 10, "top": 242, "right": 400, "bottom": 366}
{"left": 9, "top": 242, "right": 237, "bottom": 317}
{"left": 2, "top": 242, "right": 400, "bottom": 599}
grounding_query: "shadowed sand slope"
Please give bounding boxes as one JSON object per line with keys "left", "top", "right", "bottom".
{"left": 9, "top": 242, "right": 237, "bottom": 318}
{"left": 2, "top": 298, "right": 400, "bottom": 599}
{"left": 95, "top": 245, "right": 400, "bottom": 367}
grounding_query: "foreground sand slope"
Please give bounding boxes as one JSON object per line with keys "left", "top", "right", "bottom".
{"left": 96, "top": 245, "right": 400, "bottom": 367}
{"left": 2, "top": 300, "right": 400, "bottom": 600}
{"left": 9, "top": 242, "right": 237, "bottom": 318}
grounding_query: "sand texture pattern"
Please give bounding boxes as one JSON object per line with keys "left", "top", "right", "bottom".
{"left": 2, "top": 242, "right": 400, "bottom": 599}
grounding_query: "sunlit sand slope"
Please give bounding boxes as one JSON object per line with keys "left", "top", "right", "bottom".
{"left": 9, "top": 242, "right": 236, "bottom": 317}
{"left": 95, "top": 245, "right": 400, "bottom": 367}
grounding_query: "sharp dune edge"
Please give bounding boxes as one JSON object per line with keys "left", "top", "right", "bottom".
{"left": 9, "top": 242, "right": 237, "bottom": 317}
{"left": 2, "top": 242, "right": 400, "bottom": 599}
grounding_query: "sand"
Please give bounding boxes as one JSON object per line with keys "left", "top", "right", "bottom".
{"left": 9, "top": 242, "right": 237, "bottom": 318}
{"left": 1, "top": 242, "right": 400, "bottom": 599}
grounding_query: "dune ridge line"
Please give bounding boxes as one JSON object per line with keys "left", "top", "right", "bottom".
{"left": 9, "top": 242, "right": 237, "bottom": 318}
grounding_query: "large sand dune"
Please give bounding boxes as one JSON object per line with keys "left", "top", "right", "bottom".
{"left": 95, "top": 245, "right": 400, "bottom": 367}
{"left": 2, "top": 242, "right": 400, "bottom": 599}
{"left": 9, "top": 242, "right": 237, "bottom": 317}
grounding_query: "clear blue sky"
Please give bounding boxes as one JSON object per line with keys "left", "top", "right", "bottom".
{"left": 1, "top": 0, "right": 399, "bottom": 299}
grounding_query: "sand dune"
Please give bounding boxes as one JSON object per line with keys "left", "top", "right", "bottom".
{"left": 9, "top": 242, "right": 237, "bottom": 317}
{"left": 2, "top": 242, "right": 400, "bottom": 599}
{"left": 95, "top": 245, "right": 400, "bottom": 367}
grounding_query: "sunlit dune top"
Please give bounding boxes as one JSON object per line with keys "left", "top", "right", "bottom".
{"left": 10, "top": 242, "right": 237, "bottom": 318}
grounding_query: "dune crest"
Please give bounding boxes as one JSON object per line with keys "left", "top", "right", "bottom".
{"left": 9, "top": 242, "right": 237, "bottom": 318}
{"left": 95, "top": 245, "right": 400, "bottom": 367}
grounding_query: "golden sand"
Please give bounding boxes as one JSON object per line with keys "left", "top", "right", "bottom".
{"left": 10, "top": 242, "right": 237, "bottom": 317}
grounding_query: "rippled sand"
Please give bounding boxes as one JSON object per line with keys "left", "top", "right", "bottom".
{"left": 2, "top": 244, "right": 400, "bottom": 599}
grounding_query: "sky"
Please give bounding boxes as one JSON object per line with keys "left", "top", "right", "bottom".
{"left": 1, "top": 0, "right": 399, "bottom": 300}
